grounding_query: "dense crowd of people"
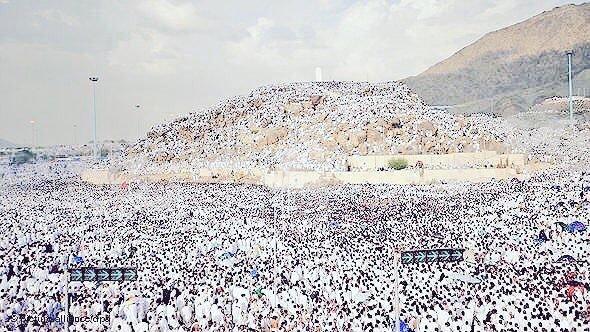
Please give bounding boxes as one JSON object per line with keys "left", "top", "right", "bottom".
{"left": 2, "top": 82, "right": 590, "bottom": 331}
{"left": 1, "top": 156, "right": 589, "bottom": 331}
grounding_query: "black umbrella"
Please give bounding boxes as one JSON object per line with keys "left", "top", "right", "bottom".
{"left": 556, "top": 255, "right": 576, "bottom": 263}
{"left": 554, "top": 222, "right": 568, "bottom": 231}
{"left": 566, "top": 280, "right": 586, "bottom": 288}
{"left": 538, "top": 230, "right": 548, "bottom": 242}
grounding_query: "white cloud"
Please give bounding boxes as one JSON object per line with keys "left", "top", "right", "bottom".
{"left": 226, "top": 17, "right": 301, "bottom": 69}
{"left": 397, "top": 0, "right": 454, "bottom": 19}
{"left": 224, "top": 0, "right": 580, "bottom": 81}
{"left": 107, "top": 29, "right": 183, "bottom": 75}
{"left": 138, "top": 0, "right": 202, "bottom": 32}
{"left": 36, "top": 9, "right": 80, "bottom": 27}
{"left": 226, "top": 0, "right": 426, "bottom": 80}
{"left": 247, "top": 17, "right": 275, "bottom": 41}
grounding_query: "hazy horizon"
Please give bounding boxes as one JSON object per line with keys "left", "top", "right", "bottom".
{"left": 0, "top": 0, "right": 585, "bottom": 146}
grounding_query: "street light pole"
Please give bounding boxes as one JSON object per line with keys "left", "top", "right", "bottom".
{"left": 65, "top": 272, "right": 69, "bottom": 332}
{"left": 566, "top": 51, "right": 574, "bottom": 122}
{"left": 395, "top": 252, "right": 401, "bottom": 332}
{"left": 89, "top": 77, "right": 99, "bottom": 158}
{"left": 135, "top": 105, "right": 141, "bottom": 139}
{"left": 73, "top": 124, "right": 77, "bottom": 147}
{"left": 29, "top": 120, "right": 36, "bottom": 148}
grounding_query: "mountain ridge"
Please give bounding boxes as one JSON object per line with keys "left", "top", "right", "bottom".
{"left": 403, "top": 3, "right": 590, "bottom": 111}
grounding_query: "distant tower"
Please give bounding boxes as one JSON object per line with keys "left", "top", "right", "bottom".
{"left": 315, "top": 67, "right": 322, "bottom": 82}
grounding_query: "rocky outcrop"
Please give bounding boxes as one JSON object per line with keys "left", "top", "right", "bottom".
{"left": 261, "top": 127, "right": 288, "bottom": 146}
{"left": 124, "top": 82, "right": 510, "bottom": 172}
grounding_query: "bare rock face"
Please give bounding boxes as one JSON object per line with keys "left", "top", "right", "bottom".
{"left": 366, "top": 129, "right": 382, "bottom": 145}
{"left": 178, "top": 128, "right": 194, "bottom": 143}
{"left": 358, "top": 144, "right": 369, "bottom": 156}
{"left": 285, "top": 103, "right": 304, "bottom": 116}
{"left": 322, "top": 139, "right": 338, "bottom": 150}
{"left": 349, "top": 131, "right": 367, "bottom": 148}
{"left": 262, "top": 127, "right": 288, "bottom": 146}
{"left": 333, "top": 132, "right": 349, "bottom": 147}
{"left": 400, "top": 144, "right": 418, "bottom": 155}
{"left": 484, "top": 139, "right": 509, "bottom": 154}
{"left": 418, "top": 121, "right": 437, "bottom": 136}
{"left": 310, "top": 95, "right": 324, "bottom": 107}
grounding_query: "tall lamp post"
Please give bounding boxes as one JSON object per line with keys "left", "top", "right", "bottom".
{"left": 135, "top": 105, "right": 141, "bottom": 139}
{"left": 89, "top": 77, "right": 99, "bottom": 158}
{"left": 73, "top": 124, "right": 77, "bottom": 147}
{"left": 566, "top": 51, "right": 574, "bottom": 122}
{"left": 29, "top": 120, "right": 36, "bottom": 148}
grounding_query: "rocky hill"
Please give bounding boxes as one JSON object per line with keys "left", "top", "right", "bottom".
{"left": 123, "top": 82, "right": 510, "bottom": 173}
{"left": 403, "top": 3, "right": 590, "bottom": 114}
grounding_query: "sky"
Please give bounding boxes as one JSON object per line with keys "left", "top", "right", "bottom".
{"left": 0, "top": 0, "right": 584, "bottom": 146}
